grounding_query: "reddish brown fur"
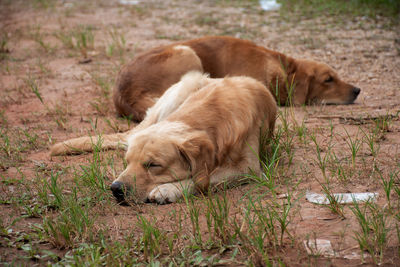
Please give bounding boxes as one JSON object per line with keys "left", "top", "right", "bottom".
{"left": 114, "top": 36, "right": 360, "bottom": 121}
{"left": 114, "top": 45, "right": 203, "bottom": 121}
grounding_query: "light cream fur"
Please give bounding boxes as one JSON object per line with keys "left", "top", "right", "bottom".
{"left": 51, "top": 71, "right": 277, "bottom": 204}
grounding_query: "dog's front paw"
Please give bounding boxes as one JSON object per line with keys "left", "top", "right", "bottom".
{"left": 50, "top": 142, "right": 68, "bottom": 156}
{"left": 148, "top": 183, "right": 182, "bottom": 204}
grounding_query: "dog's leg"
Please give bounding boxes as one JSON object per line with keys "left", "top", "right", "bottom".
{"left": 147, "top": 179, "right": 195, "bottom": 204}
{"left": 50, "top": 131, "right": 131, "bottom": 156}
{"left": 210, "top": 133, "right": 262, "bottom": 187}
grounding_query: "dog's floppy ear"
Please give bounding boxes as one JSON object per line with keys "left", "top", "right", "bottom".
{"left": 292, "top": 73, "right": 312, "bottom": 105}
{"left": 178, "top": 146, "right": 193, "bottom": 174}
{"left": 287, "top": 60, "right": 314, "bottom": 105}
{"left": 177, "top": 133, "right": 215, "bottom": 192}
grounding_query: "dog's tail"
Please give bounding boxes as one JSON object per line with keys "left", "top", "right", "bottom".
{"left": 50, "top": 131, "right": 132, "bottom": 156}
{"left": 146, "top": 71, "right": 210, "bottom": 123}
{"left": 180, "top": 70, "right": 209, "bottom": 87}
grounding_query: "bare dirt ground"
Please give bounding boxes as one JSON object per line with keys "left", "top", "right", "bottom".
{"left": 1, "top": 0, "right": 399, "bottom": 266}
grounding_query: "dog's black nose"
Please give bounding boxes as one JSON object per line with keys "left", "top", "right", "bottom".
{"left": 110, "top": 181, "right": 126, "bottom": 203}
{"left": 352, "top": 87, "right": 361, "bottom": 97}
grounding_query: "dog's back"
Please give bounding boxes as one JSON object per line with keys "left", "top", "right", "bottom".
{"left": 113, "top": 36, "right": 283, "bottom": 121}
{"left": 167, "top": 75, "right": 277, "bottom": 163}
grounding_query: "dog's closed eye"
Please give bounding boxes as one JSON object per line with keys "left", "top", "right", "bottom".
{"left": 324, "top": 76, "right": 334, "bottom": 83}
{"left": 143, "top": 162, "right": 162, "bottom": 169}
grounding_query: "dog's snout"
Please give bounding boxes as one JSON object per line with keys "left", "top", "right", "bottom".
{"left": 352, "top": 87, "right": 361, "bottom": 97}
{"left": 110, "top": 181, "right": 127, "bottom": 203}
{"left": 110, "top": 181, "right": 124, "bottom": 192}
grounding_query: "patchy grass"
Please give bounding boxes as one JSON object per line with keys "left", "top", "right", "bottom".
{"left": 0, "top": 126, "right": 45, "bottom": 170}
{"left": 0, "top": 0, "right": 399, "bottom": 265}
{"left": 54, "top": 25, "right": 95, "bottom": 58}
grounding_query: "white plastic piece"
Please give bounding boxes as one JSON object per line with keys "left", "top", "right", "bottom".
{"left": 343, "top": 252, "right": 361, "bottom": 260}
{"left": 306, "top": 192, "right": 378, "bottom": 205}
{"left": 259, "top": 0, "right": 281, "bottom": 11}
{"left": 119, "top": 0, "right": 140, "bottom": 5}
{"left": 303, "top": 239, "right": 334, "bottom": 257}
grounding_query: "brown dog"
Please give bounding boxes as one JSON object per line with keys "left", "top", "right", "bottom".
{"left": 51, "top": 72, "right": 277, "bottom": 204}
{"left": 114, "top": 36, "right": 360, "bottom": 122}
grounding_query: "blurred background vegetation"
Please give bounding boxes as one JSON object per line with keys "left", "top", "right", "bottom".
{"left": 278, "top": 0, "right": 400, "bottom": 19}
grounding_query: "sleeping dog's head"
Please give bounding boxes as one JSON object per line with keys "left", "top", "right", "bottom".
{"left": 110, "top": 121, "right": 213, "bottom": 204}
{"left": 288, "top": 59, "right": 361, "bottom": 105}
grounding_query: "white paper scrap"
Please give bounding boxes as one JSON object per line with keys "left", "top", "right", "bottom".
{"left": 303, "top": 239, "right": 334, "bottom": 257}
{"left": 259, "top": 0, "right": 281, "bottom": 11}
{"left": 306, "top": 192, "right": 378, "bottom": 205}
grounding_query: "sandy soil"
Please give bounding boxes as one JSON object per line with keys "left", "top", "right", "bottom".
{"left": 0, "top": 0, "right": 399, "bottom": 265}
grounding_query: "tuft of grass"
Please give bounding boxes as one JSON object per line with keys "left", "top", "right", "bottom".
{"left": 349, "top": 199, "right": 390, "bottom": 264}
{"left": 43, "top": 187, "right": 97, "bottom": 249}
{"left": 33, "top": 0, "right": 55, "bottom": 9}
{"left": 154, "top": 33, "right": 186, "bottom": 41}
{"left": 193, "top": 14, "right": 220, "bottom": 27}
{"left": 205, "top": 188, "right": 232, "bottom": 245}
{"left": 184, "top": 194, "right": 203, "bottom": 246}
{"left": 0, "top": 127, "right": 43, "bottom": 169}
{"left": 31, "top": 26, "right": 54, "bottom": 53}
{"left": 37, "top": 171, "right": 65, "bottom": 210}
{"left": 54, "top": 29, "right": 75, "bottom": 50}
{"left": 26, "top": 76, "right": 44, "bottom": 104}
{"left": 343, "top": 128, "right": 362, "bottom": 169}
{"left": 106, "top": 26, "right": 127, "bottom": 63}
{"left": 0, "top": 33, "right": 10, "bottom": 60}
{"left": 25, "top": 75, "right": 69, "bottom": 129}
{"left": 75, "top": 25, "right": 95, "bottom": 58}
{"left": 55, "top": 25, "right": 95, "bottom": 58}
{"left": 137, "top": 215, "right": 166, "bottom": 262}
{"left": 319, "top": 182, "right": 345, "bottom": 218}
{"left": 0, "top": 111, "right": 7, "bottom": 127}
{"left": 75, "top": 138, "right": 114, "bottom": 203}
{"left": 292, "top": 36, "right": 324, "bottom": 50}
{"left": 88, "top": 72, "right": 114, "bottom": 116}
{"left": 310, "top": 132, "right": 331, "bottom": 181}
{"left": 234, "top": 190, "right": 296, "bottom": 265}
{"left": 295, "top": 119, "right": 309, "bottom": 145}
{"left": 277, "top": 110, "right": 295, "bottom": 166}
{"left": 90, "top": 72, "right": 112, "bottom": 98}
{"left": 329, "top": 151, "right": 353, "bottom": 183}
{"left": 37, "top": 58, "right": 52, "bottom": 76}
{"left": 104, "top": 118, "right": 124, "bottom": 133}
{"left": 361, "top": 125, "right": 381, "bottom": 159}
{"left": 255, "top": 133, "right": 281, "bottom": 191}
{"left": 54, "top": 231, "right": 141, "bottom": 265}
{"left": 47, "top": 103, "right": 69, "bottom": 130}
{"left": 373, "top": 113, "right": 394, "bottom": 133}
{"left": 376, "top": 167, "right": 398, "bottom": 210}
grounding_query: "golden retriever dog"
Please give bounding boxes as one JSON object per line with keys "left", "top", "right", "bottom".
{"left": 114, "top": 36, "right": 361, "bottom": 122}
{"left": 51, "top": 72, "right": 277, "bottom": 204}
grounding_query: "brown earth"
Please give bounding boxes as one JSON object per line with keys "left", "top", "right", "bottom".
{"left": 0, "top": 0, "right": 399, "bottom": 266}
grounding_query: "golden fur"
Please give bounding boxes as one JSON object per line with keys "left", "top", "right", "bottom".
{"left": 51, "top": 72, "right": 277, "bottom": 204}
{"left": 114, "top": 36, "right": 360, "bottom": 122}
